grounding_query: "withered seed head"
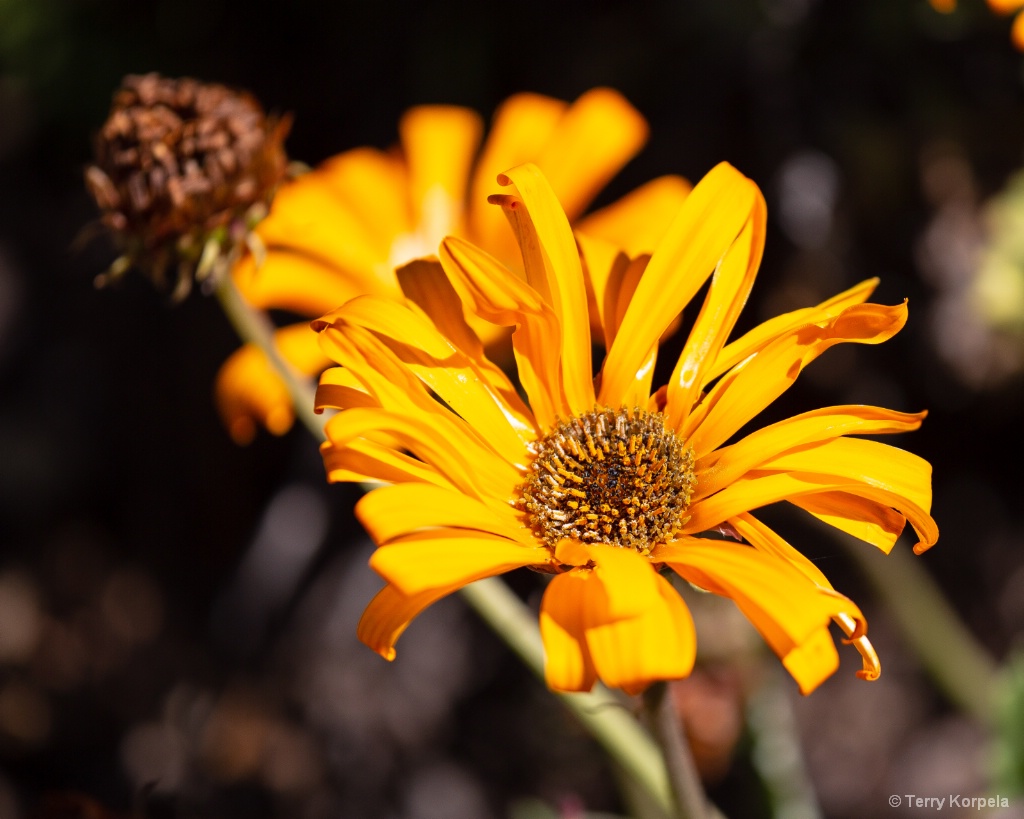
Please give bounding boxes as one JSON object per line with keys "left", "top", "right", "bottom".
{"left": 85, "top": 72, "right": 291, "bottom": 298}
{"left": 519, "top": 407, "right": 696, "bottom": 556}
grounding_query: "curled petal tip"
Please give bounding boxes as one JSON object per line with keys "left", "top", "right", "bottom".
{"left": 487, "top": 193, "right": 521, "bottom": 209}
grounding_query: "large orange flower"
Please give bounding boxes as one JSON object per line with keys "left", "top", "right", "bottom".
{"left": 216, "top": 89, "right": 691, "bottom": 443}
{"left": 312, "top": 162, "right": 938, "bottom": 695}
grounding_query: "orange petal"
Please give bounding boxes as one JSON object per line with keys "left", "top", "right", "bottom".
{"left": 316, "top": 147, "right": 413, "bottom": 251}
{"left": 529, "top": 88, "right": 649, "bottom": 223}
{"left": 497, "top": 164, "right": 595, "bottom": 415}
{"left": 233, "top": 247, "right": 390, "bottom": 316}
{"left": 1012, "top": 9, "right": 1024, "bottom": 49}
{"left": 539, "top": 571, "right": 598, "bottom": 692}
{"left": 583, "top": 571, "right": 696, "bottom": 695}
{"left": 728, "top": 513, "right": 834, "bottom": 589}
{"left": 322, "top": 407, "right": 520, "bottom": 504}
{"left": 358, "top": 582, "right": 460, "bottom": 661}
{"left": 707, "top": 278, "right": 879, "bottom": 384}
{"left": 327, "top": 295, "right": 533, "bottom": 466}
{"left": 790, "top": 493, "right": 907, "bottom": 553}
{"left": 355, "top": 483, "right": 532, "bottom": 546}
{"left": 315, "top": 319, "right": 439, "bottom": 419}
{"left": 314, "top": 365, "right": 380, "bottom": 413}
{"left": 554, "top": 542, "right": 658, "bottom": 621}
{"left": 835, "top": 610, "right": 881, "bottom": 682}
{"left": 369, "top": 531, "right": 549, "bottom": 596}
{"left": 756, "top": 437, "right": 936, "bottom": 552}
{"left": 665, "top": 188, "right": 767, "bottom": 431}
{"left": 214, "top": 322, "right": 331, "bottom": 444}
{"left": 599, "top": 162, "right": 757, "bottom": 406}
{"left": 396, "top": 258, "right": 535, "bottom": 432}
{"left": 252, "top": 169, "right": 397, "bottom": 292}
{"left": 574, "top": 230, "right": 631, "bottom": 346}
{"left": 692, "top": 405, "right": 928, "bottom": 500}
{"left": 575, "top": 175, "right": 693, "bottom": 258}
{"left": 684, "top": 439, "right": 937, "bottom": 555}
{"left": 439, "top": 236, "right": 564, "bottom": 429}
{"left": 682, "top": 301, "right": 909, "bottom": 457}
{"left": 400, "top": 105, "right": 482, "bottom": 243}
{"left": 469, "top": 92, "right": 568, "bottom": 257}
{"left": 988, "top": 0, "right": 1024, "bottom": 14}
{"left": 658, "top": 540, "right": 866, "bottom": 694}
{"left": 320, "top": 435, "right": 456, "bottom": 489}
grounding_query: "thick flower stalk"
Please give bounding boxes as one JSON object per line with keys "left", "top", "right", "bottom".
{"left": 216, "top": 88, "right": 691, "bottom": 443}
{"left": 85, "top": 73, "right": 290, "bottom": 299}
{"left": 312, "top": 162, "right": 939, "bottom": 695}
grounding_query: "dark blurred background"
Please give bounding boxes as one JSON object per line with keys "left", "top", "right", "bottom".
{"left": 3, "top": 0, "right": 1024, "bottom": 817}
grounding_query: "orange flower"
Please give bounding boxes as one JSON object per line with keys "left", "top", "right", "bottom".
{"left": 312, "top": 162, "right": 938, "bottom": 695}
{"left": 216, "top": 89, "right": 691, "bottom": 443}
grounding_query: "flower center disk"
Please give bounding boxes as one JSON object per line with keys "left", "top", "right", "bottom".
{"left": 520, "top": 407, "right": 696, "bottom": 555}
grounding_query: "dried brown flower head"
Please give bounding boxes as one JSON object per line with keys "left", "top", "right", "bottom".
{"left": 86, "top": 73, "right": 291, "bottom": 299}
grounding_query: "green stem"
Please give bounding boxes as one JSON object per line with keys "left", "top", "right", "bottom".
{"left": 460, "top": 580, "right": 675, "bottom": 818}
{"left": 213, "top": 272, "right": 677, "bottom": 817}
{"left": 641, "top": 682, "right": 707, "bottom": 819}
{"left": 746, "top": 666, "right": 822, "bottom": 819}
{"left": 837, "top": 531, "right": 998, "bottom": 724}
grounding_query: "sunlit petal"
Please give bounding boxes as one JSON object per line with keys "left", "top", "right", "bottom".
{"left": 316, "top": 148, "right": 412, "bottom": 250}
{"left": 575, "top": 231, "right": 631, "bottom": 345}
{"left": 399, "top": 105, "right": 482, "bottom": 243}
{"left": 706, "top": 278, "right": 879, "bottom": 383}
{"left": 540, "top": 572, "right": 598, "bottom": 692}
{"left": 693, "top": 405, "right": 928, "bottom": 500}
{"left": 529, "top": 87, "right": 649, "bottom": 223}
{"left": 358, "top": 582, "right": 461, "bottom": 661}
{"left": 665, "top": 188, "right": 767, "bottom": 430}
{"left": 323, "top": 407, "right": 520, "bottom": 503}
{"left": 440, "top": 235, "right": 564, "bottom": 428}
{"left": 658, "top": 540, "right": 866, "bottom": 694}
{"left": 600, "top": 162, "right": 757, "bottom": 406}
{"left": 497, "top": 164, "right": 595, "bottom": 414}
{"left": 396, "top": 258, "right": 536, "bottom": 434}
{"left": 325, "top": 295, "right": 533, "bottom": 466}
{"left": 790, "top": 493, "right": 907, "bottom": 553}
{"left": 469, "top": 93, "right": 567, "bottom": 256}
{"left": 356, "top": 483, "right": 532, "bottom": 545}
{"left": 575, "top": 175, "right": 693, "bottom": 258}
{"left": 314, "top": 365, "right": 379, "bottom": 413}
{"left": 370, "top": 531, "right": 549, "bottom": 596}
{"left": 234, "top": 248, "right": 386, "bottom": 316}
{"left": 555, "top": 542, "right": 657, "bottom": 621}
{"left": 320, "top": 435, "right": 456, "bottom": 489}
{"left": 583, "top": 571, "right": 696, "bottom": 695}
{"left": 682, "top": 301, "right": 909, "bottom": 456}
{"left": 728, "top": 513, "right": 833, "bottom": 588}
